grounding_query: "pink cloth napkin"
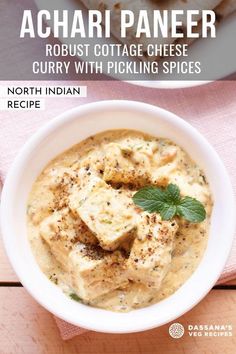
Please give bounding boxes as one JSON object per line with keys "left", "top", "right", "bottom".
{"left": 0, "top": 80, "right": 236, "bottom": 340}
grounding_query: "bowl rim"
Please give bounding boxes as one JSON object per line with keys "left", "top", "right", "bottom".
{"left": 1, "top": 100, "right": 235, "bottom": 333}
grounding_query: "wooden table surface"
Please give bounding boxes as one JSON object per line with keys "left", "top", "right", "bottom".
{"left": 0, "top": 235, "right": 235, "bottom": 354}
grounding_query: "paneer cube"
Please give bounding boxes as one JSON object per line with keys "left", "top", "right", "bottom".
{"left": 127, "top": 214, "right": 178, "bottom": 289}
{"left": 116, "top": 137, "right": 158, "bottom": 158}
{"left": 103, "top": 143, "right": 151, "bottom": 186}
{"left": 150, "top": 145, "right": 178, "bottom": 187}
{"left": 47, "top": 167, "right": 78, "bottom": 190}
{"left": 68, "top": 244, "right": 128, "bottom": 301}
{"left": 40, "top": 208, "right": 97, "bottom": 270}
{"left": 69, "top": 169, "right": 137, "bottom": 251}
{"left": 159, "top": 146, "right": 178, "bottom": 164}
{"left": 150, "top": 161, "right": 178, "bottom": 187}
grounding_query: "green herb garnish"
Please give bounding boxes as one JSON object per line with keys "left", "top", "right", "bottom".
{"left": 132, "top": 184, "right": 206, "bottom": 223}
{"left": 101, "top": 219, "right": 112, "bottom": 224}
{"left": 69, "top": 293, "right": 82, "bottom": 302}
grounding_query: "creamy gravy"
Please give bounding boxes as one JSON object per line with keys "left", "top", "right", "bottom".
{"left": 27, "top": 130, "right": 212, "bottom": 312}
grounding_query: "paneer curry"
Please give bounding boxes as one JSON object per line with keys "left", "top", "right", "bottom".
{"left": 27, "top": 130, "right": 212, "bottom": 312}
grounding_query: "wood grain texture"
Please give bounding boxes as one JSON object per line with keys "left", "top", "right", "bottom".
{"left": 0, "top": 288, "right": 236, "bottom": 354}
{"left": 224, "top": 279, "right": 236, "bottom": 286}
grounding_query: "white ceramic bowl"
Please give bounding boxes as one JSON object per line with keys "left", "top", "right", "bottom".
{"left": 1, "top": 100, "right": 235, "bottom": 333}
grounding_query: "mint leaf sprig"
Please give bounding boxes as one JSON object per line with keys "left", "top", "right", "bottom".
{"left": 132, "top": 184, "right": 206, "bottom": 223}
